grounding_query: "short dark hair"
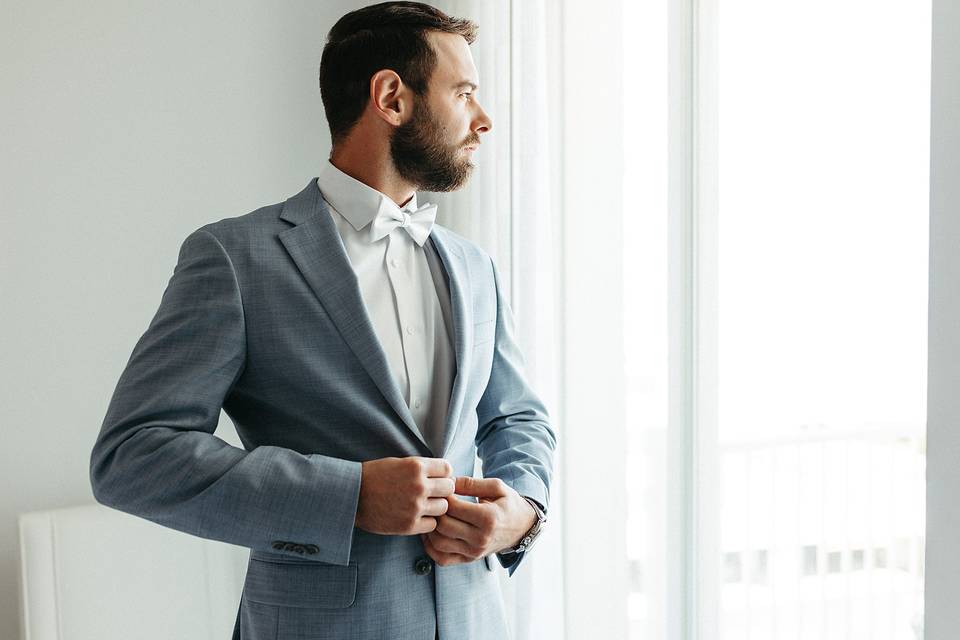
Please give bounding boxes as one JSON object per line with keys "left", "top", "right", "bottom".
{"left": 318, "top": 1, "right": 478, "bottom": 146}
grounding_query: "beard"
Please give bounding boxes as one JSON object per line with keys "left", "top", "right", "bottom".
{"left": 389, "top": 99, "right": 478, "bottom": 193}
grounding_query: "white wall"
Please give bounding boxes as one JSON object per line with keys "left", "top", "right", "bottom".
{"left": 925, "top": 0, "right": 960, "bottom": 637}
{"left": 0, "top": 2, "right": 358, "bottom": 637}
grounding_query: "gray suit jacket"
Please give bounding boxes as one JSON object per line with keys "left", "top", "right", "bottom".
{"left": 89, "top": 178, "right": 557, "bottom": 640}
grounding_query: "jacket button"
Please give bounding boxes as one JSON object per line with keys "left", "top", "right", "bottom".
{"left": 414, "top": 556, "right": 433, "bottom": 575}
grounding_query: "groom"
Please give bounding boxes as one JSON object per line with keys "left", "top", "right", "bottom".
{"left": 88, "top": 2, "right": 556, "bottom": 639}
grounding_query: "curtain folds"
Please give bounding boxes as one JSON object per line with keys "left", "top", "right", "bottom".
{"left": 427, "top": 1, "right": 565, "bottom": 638}
{"left": 429, "top": 1, "right": 566, "bottom": 638}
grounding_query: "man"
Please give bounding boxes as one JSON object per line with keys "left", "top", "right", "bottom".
{"left": 89, "top": 2, "right": 556, "bottom": 639}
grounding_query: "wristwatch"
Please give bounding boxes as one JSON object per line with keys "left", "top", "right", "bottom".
{"left": 498, "top": 496, "right": 546, "bottom": 556}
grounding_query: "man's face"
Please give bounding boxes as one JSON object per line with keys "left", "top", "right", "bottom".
{"left": 390, "top": 31, "right": 492, "bottom": 192}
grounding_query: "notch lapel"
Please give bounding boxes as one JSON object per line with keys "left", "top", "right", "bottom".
{"left": 277, "top": 179, "right": 428, "bottom": 451}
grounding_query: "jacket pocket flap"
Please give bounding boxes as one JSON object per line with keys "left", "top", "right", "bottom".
{"left": 244, "top": 557, "right": 358, "bottom": 609}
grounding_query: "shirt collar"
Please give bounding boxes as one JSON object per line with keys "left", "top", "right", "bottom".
{"left": 317, "top": 159, "right": 418, "bottom": 232}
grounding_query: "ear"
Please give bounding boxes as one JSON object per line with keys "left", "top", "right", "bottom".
{"left": 369, "top": 69, "right": 411, "bottom": 127}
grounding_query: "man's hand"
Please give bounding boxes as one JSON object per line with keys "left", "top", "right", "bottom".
{"left": 419, "top": 476, "right": 537, "bottom": 567}
{"left": 355, "top": 457, "right": 456, "bottom": 536}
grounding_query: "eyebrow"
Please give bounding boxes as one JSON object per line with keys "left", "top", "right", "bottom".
{"left": 452, "top": 81, "right": 479, "bottom": 91}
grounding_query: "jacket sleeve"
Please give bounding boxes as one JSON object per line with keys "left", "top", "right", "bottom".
{"left": 89, "top": 227, "right": 361, "bottom": 566}
{"left": 474, "top": 256, "right": 557, "bottom": 577}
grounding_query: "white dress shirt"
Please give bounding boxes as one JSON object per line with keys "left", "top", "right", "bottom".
{"left": 317, "top": 159, "right": 456, "bottom": 456}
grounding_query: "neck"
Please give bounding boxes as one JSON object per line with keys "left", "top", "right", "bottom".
{"left": 329, "top": 142, "right": 416, "bottom": 209}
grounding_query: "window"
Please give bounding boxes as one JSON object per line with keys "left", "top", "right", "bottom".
{"left": 713, "top": 1, "right": 930, "bottom": 637}
{"left": 622, "top": 1, "right": 930, "bottom": 638}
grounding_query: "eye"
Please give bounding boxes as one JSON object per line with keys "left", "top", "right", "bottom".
{"left": 459, "top": 92, "right": 473, "bottom": 100}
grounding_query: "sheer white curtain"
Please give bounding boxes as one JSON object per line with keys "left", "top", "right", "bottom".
{"left": 426, "top": 1, "right": 565, "bottom": 638}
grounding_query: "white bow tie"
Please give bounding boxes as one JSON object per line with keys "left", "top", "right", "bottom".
{"left": 369, "top": 199, "right": 437, "bottom": 246}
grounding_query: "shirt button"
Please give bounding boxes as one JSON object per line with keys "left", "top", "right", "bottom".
{"left": 390, "top": 258, "right": 399, "bottom": 268}
{"left": 407, "top": 326, "right": 415, "bottom": 335}
{"left": 415, "top": 399, "right": 422, "bottom": 409}
{"left": 414, "top": 556, "right": 433, "bottom": 575}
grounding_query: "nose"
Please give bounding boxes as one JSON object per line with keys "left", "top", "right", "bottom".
{"left": 473, "top": 102, "right": 492, "bottom": 135}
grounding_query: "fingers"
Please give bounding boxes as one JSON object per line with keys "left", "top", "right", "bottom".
{"left": 422, "top": 497, "right": 449, "bottom": 517}
{"left": 424, "top": 477, "right": 456, "bottom": 497}
{"left": 444, "top": 496, "right": 492, "bottom": 528}
{"left": 419, "top": 457, "right": 454, "bottom": 478}
{"left": 411, "top": 516, "right": 440, "bottom": 535}
{"left": 421, "top": 532, "right": 471, "bottom": 566}
{"left": 435, "top": 512, "right": 478, "bottom": 541}
{"left": 426, "top": 530, "right": 477, "bottom": 557}
{"left": 454, "top": 476, "right": 509, "bottom": 499}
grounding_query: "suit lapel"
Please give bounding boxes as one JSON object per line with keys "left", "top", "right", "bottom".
{"left": 278, "top": 179, "right": 429, "bottom": 451}
{"left": 427, "top": 227, "right": 474, "bottom": 458}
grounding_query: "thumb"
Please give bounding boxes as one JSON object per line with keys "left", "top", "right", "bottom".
{"left": 455, "top": 475, "right": 508, "bottom": 498}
